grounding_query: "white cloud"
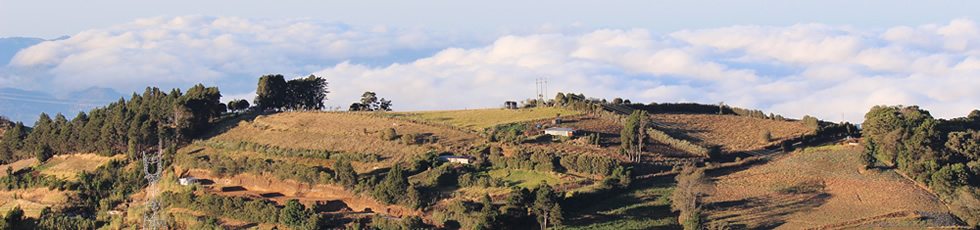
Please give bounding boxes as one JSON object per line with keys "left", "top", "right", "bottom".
{"left": 5, "top": 16, "right": 980, "bottom": 123}
{"left": 5, "top": 15, "right": 463, "bottom": 95}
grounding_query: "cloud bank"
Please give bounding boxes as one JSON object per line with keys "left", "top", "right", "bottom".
{"left": 5, "top": 16, "right": 980, "bottom": 122}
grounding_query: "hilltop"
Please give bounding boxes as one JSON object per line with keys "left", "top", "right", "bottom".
{"left": 0, "top": 89, "right": 973, "bottom": 229}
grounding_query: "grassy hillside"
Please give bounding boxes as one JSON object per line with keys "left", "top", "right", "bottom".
{"left": 36, "top": 154, "right": 120, "bottom": 181}
{"left": 650, "top": 114, "right": 814, "bottom": 152}
{"left": 703, "top": 144, "right": 951, "bottom": 229}
{"left": 566, "top": 183, "right": 678, "bottom": 229}
{"left": 390, "top": 107, "right": 581, "bottom": 131}
{"left": 0, "top": 158, "right": 37, "bottom": 177}
{"left": 210, "top": 112, "right": 482, "bottom": 162}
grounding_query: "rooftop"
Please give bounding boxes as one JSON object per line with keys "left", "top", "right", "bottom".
{"left": 544, "top": 127, "right": 577, "bottom": 132}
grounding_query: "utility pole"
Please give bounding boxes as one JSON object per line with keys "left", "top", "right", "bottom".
{"left": 544, "top": 77, "right": 548, "bottom": 104}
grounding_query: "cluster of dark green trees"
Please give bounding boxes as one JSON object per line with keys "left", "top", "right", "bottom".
{"left": 488, "top": 147, "right": 559, "bottom": 172}
{"left": 487, "top": 123, "right": 528, "bottom": 145}
{"left": 861, "top": 105, "right": 980, "bottom": 226}
{"left": 1, "top": 166, "right": 65, "bottom": 191}
{"left": 226, "top": 99, "right": 250, "bottom": 112}
{"left": 0, "top": 205, "right": 100, "bottom": 229}
{"left": 435, "top": 184, "right": 563, "bottom": 230}
{"left": 371, "top": 164, "right": 423, "bottom": 209}
{"left": 349, "top": 91, "right": 392, "bottom": 111}
{"left": 176, "top": 150, "right": 333, "bottom": 185}
{"left": 557, "top": 153, "right": 620, "bottom": 176}
{"left": 0, "top": 85, "right": 223, "bottom": 164}
{"left": 193, "top": 140, "right": 381, "bottom": 162}
{"left": 162, "top": 190, "right": 325, "bottom": 229}
{"left": 254, "top": 74, "right": 329, "bottom": 111}
{"left": 0, "top": 158, "right": 151, "bottom": 228}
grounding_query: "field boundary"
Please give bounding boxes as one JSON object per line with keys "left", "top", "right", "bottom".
{"left": 566, "top": 104, "right": 713, "bottom": 157}
{"left": 361, "top": 111, "right": 486, "bottom": 136}
{"left": 805, "top": 210, "right": 916, "bottom": 230}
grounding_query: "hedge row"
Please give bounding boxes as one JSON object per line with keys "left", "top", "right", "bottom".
{"left": 193, "top": 140, "right": 380, "bottom": 162}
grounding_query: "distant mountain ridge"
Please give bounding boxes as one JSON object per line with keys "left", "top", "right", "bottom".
{"left": 0, "top": 36, "right": 68, "bottom": 66}
{"left": 0, "top": 86, "right": 124, "bottom": 126}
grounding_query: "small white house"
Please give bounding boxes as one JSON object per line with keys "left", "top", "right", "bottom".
{"left": 437, "top": 155, "right": 474, "bottom": 164}
{"left": 544, "top": 127, "right": 577, "bottom": 137}
{"left": 178, "top": 177, "right": 199, "bottom": 186}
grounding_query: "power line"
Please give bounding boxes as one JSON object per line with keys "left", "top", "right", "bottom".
{"left": 0, "top": 93, "right": 105, "bottom": 107}
{"left": 0, "top": 96, "right": 102, "bottom": 107}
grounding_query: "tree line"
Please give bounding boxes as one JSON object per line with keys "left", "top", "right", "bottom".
{"left": 254, "top": 74, "right": 329, "bottom": 111}
{"left": 0, "top": 85, "right": 222, "bottom": 164}
{"left": 861, "top": 105, "right": 980, "bottom": 226}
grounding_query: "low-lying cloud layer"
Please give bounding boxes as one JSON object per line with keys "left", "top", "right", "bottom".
{"left": 5, "top": 16, "right": 980, "bottom": 122}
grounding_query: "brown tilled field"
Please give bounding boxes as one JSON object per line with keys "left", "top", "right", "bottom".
{"left": 650, "top": 114, "right": 814, "bottom": 152}
{"left": 703, "top": 145, "right": 951, "bottom": 229}
{"left": 211, "top": 112, "right": 483, "bottom": 162}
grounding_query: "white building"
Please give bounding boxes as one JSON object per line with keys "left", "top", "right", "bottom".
{"left": 178, "top": 177, "right": 199, "bottom": 186}
{"left": 544, "top": 127, "right": 577, "bottom": 137}
{"left": 437, "top": 155, "right": 474, "bottom": 164}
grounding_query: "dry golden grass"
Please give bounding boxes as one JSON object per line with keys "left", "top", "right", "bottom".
{"left": 650, "top": 114, "right": 814, "bottom": 152}
{"left": 391, "top": 107, "right": 581, "bottom": 131}
{"left": 0, "top": 158, "right": 37, "bottom": 177}
{"left": 703, "top": 145, "right": 948, "bottom": 229}
{"left": 0, "top": 188, "right": 71, "bottom": 217}
{"left": 211, "top": 112, "right": 482, "bottom": 163}
{"left": 37, "top": 153, "right": 120, "bottom": 181}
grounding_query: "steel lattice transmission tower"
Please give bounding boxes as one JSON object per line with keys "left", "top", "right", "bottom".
{"left": 142, "top": 139, "right": 166, "bottom": 230}
{"left": 535, "top": 78, "right": 548, "bottom": 106}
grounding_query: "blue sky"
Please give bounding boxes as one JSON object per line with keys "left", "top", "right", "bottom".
{"left": 4, "top": 0, "right": 979, "bottom": 39}
{"left": 2, "top": 1, "right": 980, "bottom": 123}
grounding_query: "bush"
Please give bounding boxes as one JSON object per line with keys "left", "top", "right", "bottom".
{"left": 402, "top": 133, "right": 418, "bottom": 145}
{"left": 682, "top": 209, "right": 704, "bottom": 230}
{"left": 760, "top": 130, "right": 772, "bottom": 143}
{"left": 781, "top": 140, "right": 794, "bottom": 152}
{"left": 381, "top": 128, "right": 397, "bottom": 141}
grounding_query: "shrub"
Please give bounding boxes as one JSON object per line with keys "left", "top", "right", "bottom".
{"left": 402, "top": 133, "right": 418, "bottom": 145}
{"left": 781, "top": 140, "right": 794, "bottom": 152}
{"left": 682, "top": 209, "right": 704, "bottom": 230}
{"left": 760, "top": 130, "right": 772, "bottom": 143}
{"left": 381, "top": 128, "right": 397, "bottom": 141}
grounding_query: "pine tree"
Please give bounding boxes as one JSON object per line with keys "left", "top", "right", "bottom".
{"left": 373, "top": 164, "right": 409, "bottom": 204}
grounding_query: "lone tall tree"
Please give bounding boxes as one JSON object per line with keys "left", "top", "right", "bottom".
{"left": 671, "top": 164, "right": 713, "bottom": 229}
{"left": 532, "top": 183, "right": 562, "bottom": 230}
{"left": 621, "top": 110, "right": 649, "bottom": 162}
